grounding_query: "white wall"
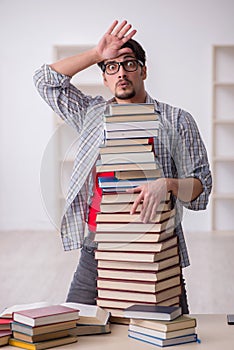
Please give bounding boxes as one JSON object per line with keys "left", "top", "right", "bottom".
{"left": 1, "top": 0, "right": 234, "bottom": 231}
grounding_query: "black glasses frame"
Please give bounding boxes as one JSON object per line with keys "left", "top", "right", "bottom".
{"left": 101, "top": 59, "right": 144, "bottom": 75}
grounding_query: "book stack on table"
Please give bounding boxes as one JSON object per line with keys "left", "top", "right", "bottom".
{"left": 8, "top": 305, "right": 79, "bottom": 349}
{"left": 0, "top": 316, "right": 13, "bottom": 346}
{"left": 124, "top": 305, "right": 198, "bottom": 347}
{"left": 94, "top": 103, "right": 182, "bottom": 322}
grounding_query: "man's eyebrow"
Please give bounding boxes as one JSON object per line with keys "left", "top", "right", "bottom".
{"left": 105, "top": 55, "right": 136, "bottom": 65}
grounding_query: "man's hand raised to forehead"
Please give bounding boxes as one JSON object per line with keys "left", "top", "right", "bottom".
{"left": 95, "top": 20, "right": 137, "bottom": 62}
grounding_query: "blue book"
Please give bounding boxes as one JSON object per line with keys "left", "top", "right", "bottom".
{"left": 124, "top": 305, "right": 182, "bottom": 321}
{"left": 128, "top": 330, "right": 198, "bottom": 347}
{"left": 98, "top": 176, "right": 157, "bottom": 189}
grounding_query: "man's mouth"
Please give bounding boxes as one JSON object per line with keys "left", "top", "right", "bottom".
{"left": 117, "top": 79, "right": 131, "bottom": 88}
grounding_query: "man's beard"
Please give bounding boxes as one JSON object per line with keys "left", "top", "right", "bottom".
{"left": 115, "top": 89, "right": 136, "bottom": 100}
{"left": 115, "top": 79, "right": 136, "bottom": 100}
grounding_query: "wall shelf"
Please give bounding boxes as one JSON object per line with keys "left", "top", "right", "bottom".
{"left": 211, "top": 45, "right": 234, "bottom": 232}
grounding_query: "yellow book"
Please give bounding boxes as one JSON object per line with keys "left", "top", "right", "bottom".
{"left": 9, "top": 336, "right": 77, "bottom": 350}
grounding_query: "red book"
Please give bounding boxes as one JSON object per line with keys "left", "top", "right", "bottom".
{"left": 0, "top": 318, "right": 12, "bottom": 330}
{"left": 13, "top": 305, "right": 79, "bottom": 327}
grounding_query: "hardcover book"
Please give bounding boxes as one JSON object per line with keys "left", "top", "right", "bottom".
{"left": 94, "top": 228, "right": 174, "bottom": 243}
{"left": 96, "top": 208, "right": 175, "bottom": 223}
{"left": 96, "top": 275, "right": 181, "bottom": 293}
{"left": 8, "top": 335, "right": 77, "bottom": 350}
{"left": 97, "top": 285, "right": 182, "bottom": 303}
{"left": 97, "top": 255, "right": 180, "bottom": 271}
{"left": 12, "top": 305, "right": 79, "bottom": 327}
{"left": 103, "top": 113, "right": 158, "bottom": 122}
{"left": 104, "top": 120, "right": 159, "bottom": 132}
{"left": 130, "top": 315, "right": 197, "bottom": 333}
{"left": 97, "top": 265, "right": 181, "bottom": 282}
{"left": 96, "top": 217, "right": 175, "bottom": 234}
{"left": 104, "top": 103, "right": 155, "bottom": 115}
{"left": 124, "top": 304, "right": 182, "bottom": 321}
{"left": 95, "top": 245, "right": 179, "bottom": 262}
{"left": 96, "top": 235, "right": 177, "bottom": 252}
{"left": 96, "top": 296, "right": 180, "bottom": 311}
{"left": 100, "top": 200, "right": 170, "bottom": 213}
{"left": 0, "top": 330, "right": 12, "bottom": 346}
{"left": 128, "top": 330, "right": 197, "bottom": 347}
{"left": 129, "top": 323, "right": 196, "bottom": 340}
{"left": 11, "top": 320, "right": 77, "bottom": 336}
{"left": 61, "top": 302, "right": 110, "bottom": 325}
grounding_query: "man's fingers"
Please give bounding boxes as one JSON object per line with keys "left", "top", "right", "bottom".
{"left": 112, "top": 20, "right": 128, "bottom": 36}
{"left": 106, "top": 20, "right": 119, "bottom": 35}
{"left": 130, "top": 193, "right": 143, "bottom": 215}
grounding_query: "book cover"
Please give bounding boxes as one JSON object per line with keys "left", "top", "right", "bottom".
{"left": 104, "top": 113, "right": 158, "bottom": 122}
{"left": 114, "top": 168, "right": 162, "bottom": 180}
{"left": 8, "top": 335, "right": 77, "bottom": 350}
{"left": 124, "top": 304, "right": 182, "bottom": 321}
{"left": 96, "top": 235, "right": 177, "bottom": 252}
{"left": 96, "top": 295, "right": 180, "bottom": 310}
{"left": 100, "top": 152, "right": 156, "bottom": 165}
{"left": 104, "top": 128, "right": 159, "bottom": 140}
{"left": 0, "top": 317, "right": 12, "bottom": 330}
{"left": 94, "top": 228, "right": 174, "bottom": 243}
{"left": 128, "top": 330, "right": 197, "bottom": 347}
{"left": 11, "top": 320, "right": 77, "bottom": 336}
{"left": 101, "top": 191, "right": 171, "bottom": 204}
{"left": 13, "top": 305, "right": 79, "bottom": 327}
{"left": 97, "top": 265, "right": 181, "bottom": 282}
{"left": 95, "top": 245, "right": 179, "bottom": 262}
{"left": 96, "top": 208, "right": 175, "bottom": 223}
{"left": 96, "top": 275, "right": 181, "bottom": 293}
{"left": 97, "top": 285, "right": 182, "bottom": 303}
{"left": 60, "top": 303, "right": 110, "bottom": 325}
{"left": 0, "top": 330, "right": 12, "bottom": 346}
{"left": 99, "top": 144, "right": 153, "bottom": 154}
{"left": 100, "top": 200, "right": 170, "bottom": 213}
{"left": 96, "top": 161, "right": 159, "bottom": 173}
{"left": 97, "top": 255, "right": 180, "bottom": 271}
{"left": 96, "top": 217, "right": 175, "bottom": 234}
{"left": 104, "top": 120, "right": 160, "bottom": 132}
{"left": 104, "top": 103, "right": 155, "bottom": 115}
{"left": 102, "top": 138, "right": 150, "bottom": 147}
{"left": 130, "top": 315, "right": 197, "bottom": 332}
{"left": 98, "top": 176, "right": 157, "bottom": 189}
{"left": 129, "top": 323, "right": 196, "bottom": 340}
{"left": 12, "top": 329, "right": 74, "bottom": 343}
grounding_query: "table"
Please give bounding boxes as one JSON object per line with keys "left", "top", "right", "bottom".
{"left": 6, "top": 314, "right": 234, "bottom": 350}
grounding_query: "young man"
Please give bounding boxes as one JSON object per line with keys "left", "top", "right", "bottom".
{"left": 33, "top": 20, "right": 212, "bottom": 313}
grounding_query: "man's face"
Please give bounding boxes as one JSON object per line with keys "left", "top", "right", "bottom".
{"left": 102, "top": 51, "right": 147, "bottom": 103}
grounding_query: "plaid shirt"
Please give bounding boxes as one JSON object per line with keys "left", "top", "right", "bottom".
{"left": 33, "top": 64, "right": 212, "bottom": 268}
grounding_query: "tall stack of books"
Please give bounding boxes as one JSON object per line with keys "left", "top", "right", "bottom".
{"left": 9, "top": 305, "right": 79, "bottom": 349}
{"left": 124, "top": 305, "right": 198, "bottom": 347}
{"left": 94, "top": 103, "right": 182, "bottom": 321}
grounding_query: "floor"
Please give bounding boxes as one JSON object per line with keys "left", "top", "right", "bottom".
{"left": 1, "top": 230, "right": 234, "bottom": 315}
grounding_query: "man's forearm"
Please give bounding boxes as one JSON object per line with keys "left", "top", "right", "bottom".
{"left": 50, "top": 47, "right": 100, "bottom": 77}
{"left": 166, "top": 177, "right": 203, "bottom": 203}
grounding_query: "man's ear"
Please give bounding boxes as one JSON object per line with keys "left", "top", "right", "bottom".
{"left": 141, "top": 65, "right": 147, "bottom": 80}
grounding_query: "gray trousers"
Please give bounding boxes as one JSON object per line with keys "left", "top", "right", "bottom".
{"left": 66, "top": 239, "right": 189, "bottom": 314}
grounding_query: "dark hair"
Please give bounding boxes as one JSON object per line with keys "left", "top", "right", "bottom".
{"left": 97, "top": 38, "right": 146, "bottom": 71}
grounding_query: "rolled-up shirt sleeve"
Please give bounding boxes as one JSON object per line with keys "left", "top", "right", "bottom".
{"left": 173, "top": 110, "right": 212, "bottom": 211}
{"left": 33, "top": 64, "right": 103, "bottom": 132}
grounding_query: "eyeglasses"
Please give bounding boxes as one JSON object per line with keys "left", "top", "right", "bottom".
{"left": 101, "top": 59, "right": 144, "bottom": 75}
